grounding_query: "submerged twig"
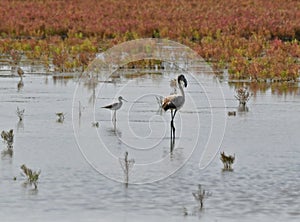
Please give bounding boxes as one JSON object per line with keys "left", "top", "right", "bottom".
{"left": 192, "top": 184, "right": 211, "bottom": 209}
{"left": 92, "top": 122, "right": 99, "bottom": 127}
{"left": 119, "top": 151, "right": 135, "bottom": 186}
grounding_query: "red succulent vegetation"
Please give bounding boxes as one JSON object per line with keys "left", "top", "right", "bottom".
{"left": 0, "top": 0, "right": 299, "bottom": 80}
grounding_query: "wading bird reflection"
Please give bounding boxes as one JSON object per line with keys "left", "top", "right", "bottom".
{"left": 161, "top": 74, "right": 187, "bottom": 151}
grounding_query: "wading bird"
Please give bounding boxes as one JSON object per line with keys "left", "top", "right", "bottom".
{"left": 102, "top": 96, "right": 127, "bottom": 123}
{"left": 162, "top": 75, "right": 187, "bottom": 116}
{"left": 161, "top": 74, "right": 187, "bottom": 149}
{"left": 17, "top": 67, "right": 24, "bottom": 79}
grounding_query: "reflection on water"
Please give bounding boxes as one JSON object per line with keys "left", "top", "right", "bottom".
{"left": 237, "top": 104, "right": 249, "bottom": 113}
{"left": 16, "top": 120, "right": 24, "bottom": 131}
{"left": 0, "top": 72, "right": 299, "bottom": 222}
{"left": 17, "top": 79, "right": 24, "bottom": 91}
{"left": 228, "top": 81, "right": 300, "bottom": 97}
{"left": 1, "top": 148, "right": 13, "bottom": 158}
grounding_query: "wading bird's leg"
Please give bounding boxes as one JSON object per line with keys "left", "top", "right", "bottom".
{"left": 112, "top": 110, "right": 117, "bottom": 130}
{"left": 112, "top": 110, "right": 116, "bottom": 122}
{"left": 170, "top": 110, "right": 174, "bottom": 138}
{"left": 172, "top": 110, "right": 177, "bottom": 137}
{"left": 170, "top": 135, "right": 174, "bottom": 153}
{"left": 170, "top": 110, "right": 177, "bottom": 153}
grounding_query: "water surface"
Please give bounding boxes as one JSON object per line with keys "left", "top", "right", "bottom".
{"left": 0, "top": 70, "right": 299, "bottom": 222}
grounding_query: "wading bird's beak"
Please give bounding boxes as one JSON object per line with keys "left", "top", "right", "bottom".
{"left": 178, "top": 74, "right": 188, "bottom": 87}
{"left": 122, "top": 98, "right": 128, "bottom": 102}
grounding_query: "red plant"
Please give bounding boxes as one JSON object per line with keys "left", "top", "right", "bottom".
{"left": 0, "top": 0, "right": 299, "bottom": 79}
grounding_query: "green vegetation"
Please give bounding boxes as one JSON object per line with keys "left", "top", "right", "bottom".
{"left": 220, "top": 151, "right": 235, "bottom": 171}
{"left": 1, "top": 129, "right": 14, "bottom": 149}
{"left": 235, "top": 87, "right": 252, "bottom": 106}
{"left": 56, "top": 112, "right": 65, "bottom": 123}
{"left": 21, "top": 164, "right": 41, "bottom": 189}
{"left": 16, "top": 107, "right": 25, "bottom": 121}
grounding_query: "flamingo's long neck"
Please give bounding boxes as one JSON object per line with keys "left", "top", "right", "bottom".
{"left": 179, "top": 81, "right": 185, "bottom": 99}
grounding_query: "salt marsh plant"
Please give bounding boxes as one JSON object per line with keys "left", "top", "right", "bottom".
{"left": 192, "top": 184, "right": 211, "bottom": 209}
{"left": 16, "top": 107, "right": 25, "bottom": 121}
{"left": 56, "top": 112, "right": 65, "bottom": 123}
{"left": 235, "top": 87, "right": 251, "bottom": 106}
{"left": 183, "top": 207, "right": 188, "bottom": 216}
{"left": 227, "top": 111, "right": 236, "bottom": 116}
{"left": 21, "top": 164, "right": 41, "bottom": 189}
{"left": 92, "top": 122, "right": 99, "bottom": 127}
{"left": 79, "top": 101, "right": 82, "bottom": 118}
{"left": 119, "top": 151, "right": 135, "bottom": 187}
{"left": 220, "top": 151, "right": 235, "bottom": 171}
{"left": 1, "top": 0, "right": 300, "bottom": 79}
{"left": 1, "top": 129, "right": 14, "bottom": 149}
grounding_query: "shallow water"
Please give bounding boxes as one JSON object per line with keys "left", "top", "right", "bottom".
{"left": 0, "top": 70, "right": 299, "bottom": 222}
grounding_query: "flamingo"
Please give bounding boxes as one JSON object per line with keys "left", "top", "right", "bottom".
{"left": 162, "top": 74, "right": 187, "bottom": 122}
{"left": 161, "top": 74, "right": 187, "bottom": 148}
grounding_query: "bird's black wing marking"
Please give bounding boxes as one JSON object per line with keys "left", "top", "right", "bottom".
{"left": 102, "top": 104, "right": 113, "bottom": 109}
{"left": 163, "top": 101, "right": 177, "bottom": 111}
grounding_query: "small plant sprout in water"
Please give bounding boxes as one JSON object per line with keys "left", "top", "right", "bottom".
{"left": 220, "top": 151, "right": 235, "bottom": 171}
{"left": 79, "top": 101, "right": 82, "bottom": 118}
{"left": 79, "top": 101, "right": 85, "bottom": 118}
{"left": 21, "top": 164, "right": 41, "bottom": 189}
{"left": 56, "top": 112, "right": 65, "bottom": 123}
{"left": 119, "top": 151, "right": 135, "bottom": 187}
{"left": 1, "top": 129, "right": 14, "bottom": 149}
{"left": 235, "top": 87, "right": 251, "bottom": 106}
{"left": 92, "top": 122, "right": 99, "bottom": 127}
{"left": 192, "top": 184, "right": 212, "bottom": 209}
{"left": 183, "top": 207, "right": 188, "bottom": 216}
{"left": 227, "top": 111, "right": 236, "bottom": 116}
{"left": 16, "top": 107, "right": 25, "bottom": 121}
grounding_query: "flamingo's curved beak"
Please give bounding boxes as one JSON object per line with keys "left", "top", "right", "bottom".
{"left": 178, "top": 74, "right": 188, "bottom": 87}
